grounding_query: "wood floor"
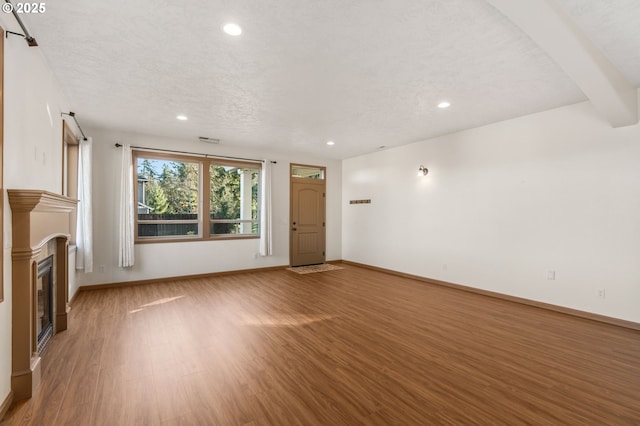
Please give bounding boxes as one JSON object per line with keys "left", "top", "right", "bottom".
{"left": 3, "top": 264, "right": 640, "bottom": 425}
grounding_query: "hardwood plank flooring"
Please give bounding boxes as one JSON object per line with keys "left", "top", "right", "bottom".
{"left": 2, "top": 264, "right": 640, "bottom": 425}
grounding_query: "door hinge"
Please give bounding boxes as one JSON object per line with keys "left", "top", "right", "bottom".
{"left": 323, "top": 222, "right": 325, "bottom": 227}
{"left": 323, "top": 251, "right": 325, "bottom": 256}
{"left": 323, "top": 192, "right": 325, "bottom": 198}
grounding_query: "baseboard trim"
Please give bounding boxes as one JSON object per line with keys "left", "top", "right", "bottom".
{"left": 78, "top": 265, "right": 290, "bottom": 292}
{"left": 75, "top": 259, "right": 639, "bottom": 330}
{"left": 0, "top": 390, "right": 14, "bottom": 422}
{"left": 341, "top": 260, "right": 640, "bottom": 331}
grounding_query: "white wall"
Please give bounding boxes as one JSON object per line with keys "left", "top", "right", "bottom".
{"left": 76, "top": 128, "right": 342, "bottom": 286}
{"left": 1, "top": 15, "right": 72, "bottom": 409}
{"left": 68, "top": 246, "right": 78, "bottom": 300}
{"left": 343, "top": 97, "right": 640, "bottom": 324}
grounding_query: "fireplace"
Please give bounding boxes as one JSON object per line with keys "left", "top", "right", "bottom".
{"left": 8, "top": 190, "right": 77, "bottom": 400}
{"left": 36, "top": 255, "right": 54, "bottom": 354}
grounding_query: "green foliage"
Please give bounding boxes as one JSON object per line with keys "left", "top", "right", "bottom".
{"left": 137, "top": 158, "right": 259, "bottom": 234}
{"left": 210, "top": 166, "right": 239, "bottom": 234}
{"left": 154, "top": 162, "right": 199, "bottom": 214}
{"left": 210, "top": 166, "right": 240, "bottom": 219}
{"left": 209, "top": 166, "right": 259, "bottom": 234}
{"left": 145, "top": 181, "right": 169, "bottom": 214}
{"left": 139, "top": 159, "right": 156, "bottom": 180}
{"left": 138, "top": 159, "right": 199, "bottom": 214}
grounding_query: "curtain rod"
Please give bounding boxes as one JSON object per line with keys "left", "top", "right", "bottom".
{"left": 4, "top": 0, "right": 38, "bottom": 46}
{"left": 114, "top": 143, "right": 277, "bottom": 164}
{"left": 61, "top": 112, "right": 88, "bottom": 141}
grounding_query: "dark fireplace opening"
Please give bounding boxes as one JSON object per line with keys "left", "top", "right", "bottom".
{"left": 36, "top": 255, "right": 54, "bottom": 355}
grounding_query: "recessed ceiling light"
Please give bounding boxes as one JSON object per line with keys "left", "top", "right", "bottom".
{"left": 437, "top": 101, "right": 451, "bottom": 109}
{"left": 176, "top": 115, "right": 188, "bottom": 121}
{"left": 326, "top": 141, "right": 335, "bottom": 146}
{"left": 223, "top": 23, "right": 242, "bottom": 36}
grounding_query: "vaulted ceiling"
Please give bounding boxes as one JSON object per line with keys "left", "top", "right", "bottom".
{"left": 21, "top": 0, "right": 640, "bottom": 159}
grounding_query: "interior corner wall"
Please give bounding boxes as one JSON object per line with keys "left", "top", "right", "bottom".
{"left": 1, "top": 13, "right": 71, "bottom": 412}
{"left": 76, "top": 128, "right": 342, "bottom": 287}
{"left": 342, "top": 97, "right": 640, "bottom": 324}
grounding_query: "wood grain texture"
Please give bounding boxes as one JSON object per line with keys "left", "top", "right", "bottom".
{"left": 342, "top": 259, "right": 640, "bottom": 331}
{"left": 0, "top": 392, "right": 12, "bottom": 423}
{"left": 78, "top": 265, "right": 288, "bottom": 291}
{"left": 3, "top": 264, "right": 640, "bottom": 425}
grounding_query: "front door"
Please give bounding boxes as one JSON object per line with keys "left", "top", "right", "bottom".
{"left": 290, "top": 165, "right": 326, "bottom": 266}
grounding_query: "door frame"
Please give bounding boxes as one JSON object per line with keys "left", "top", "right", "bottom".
{"left": 289, "top": 163, "right": 326, "bottom": 266}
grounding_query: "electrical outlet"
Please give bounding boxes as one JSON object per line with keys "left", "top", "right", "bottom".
{"left": 99, "top": 265, "right": 106, "bottom": 273}
{"left": 547, "top": 270, "right": 556, "bottom": 280}
{"left": 598, "top": 289, "right": 606, "bottom": 299}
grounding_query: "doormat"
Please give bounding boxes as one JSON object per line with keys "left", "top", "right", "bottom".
{"left": 287, "top": 264, "right": 344, "bottom": 274}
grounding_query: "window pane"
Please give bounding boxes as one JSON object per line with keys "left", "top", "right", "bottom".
{"left": 292, "top": 166, "right": 324, "bottom": 179}
{"left": 138, "top": 222, "right": 199, "bottom": 237}
{"left": 133, "top": 152, "right": 263, "bottom": 242}
{"left": 136, "top": 156, "right": 200, "bottom": 239}
{"left": 210, "top": 222, "right": 258, "bottom": 236}
{"left": 210, "top": 164, "right": 259, "bottom": 235}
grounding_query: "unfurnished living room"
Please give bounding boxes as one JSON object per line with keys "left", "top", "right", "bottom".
{"left": 1, "top": 0, "right": 640, "bottom": 425}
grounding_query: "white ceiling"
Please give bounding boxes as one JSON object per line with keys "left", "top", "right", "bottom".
{"left": 21, "top": 0, "right": 640, "bottom": 159}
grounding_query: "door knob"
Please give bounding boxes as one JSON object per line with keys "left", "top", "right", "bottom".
{"left": 292, "top": 228, "right": 297, "bottom": 231}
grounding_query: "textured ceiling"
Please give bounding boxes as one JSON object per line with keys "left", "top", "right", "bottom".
{"left": 556, "top": 0, "right": 640, "bottom": 87}
{"left": 21, "top": 0, "right": 639, "bottom": 159}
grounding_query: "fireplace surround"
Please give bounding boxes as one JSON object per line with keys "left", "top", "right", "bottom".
{"left": 8, "top": 190, "right": 77, "bottom": 400}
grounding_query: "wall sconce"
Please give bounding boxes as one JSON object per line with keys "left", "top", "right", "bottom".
{"left": 417, "top": 165, "right": 429, "bottom": 176}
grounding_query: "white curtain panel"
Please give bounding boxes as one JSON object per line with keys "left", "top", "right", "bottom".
{"left": 76, "top": 137, "right": 94, "bottom": 272}
{"left": 118, "top": 144, "right": 135, "bottom": 267}
{"left": 259, "top": 160, "right": 273, "bottom": 256}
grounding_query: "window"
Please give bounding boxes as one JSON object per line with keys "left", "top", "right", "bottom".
{"left": 62, "top": 121, "right": 79, "bottom": 243}
{"left": 291, "top": 166, "right": 324, "bottom": 179}
{"left": 62, "top": 121, "right": 79, "bottom": 197}
{"left": 134, "top": 151, "right": 261, "bottom": 242}
{"left": 136, "top": 154, "right": 200, "bottom": 239}
{"left": 209, "top": 163, "right": 260, "bottom": 236}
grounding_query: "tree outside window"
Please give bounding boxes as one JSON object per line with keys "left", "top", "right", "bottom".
{"left": 134, "top": 152, "right": 260, "bottom": 242}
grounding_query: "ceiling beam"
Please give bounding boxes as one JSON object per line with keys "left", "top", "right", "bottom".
{"left": 487, "top": 0, "right": 637, "bottom": 128}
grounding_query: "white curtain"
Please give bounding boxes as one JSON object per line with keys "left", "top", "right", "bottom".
{"left": 76, "top": 137, "right": 93, "bottom": 272}
{"left": 259, "top": 160, "right": 273, "bottom": 256}
{"left": 118, "top": 144, "right": 135, "bottom": 267}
